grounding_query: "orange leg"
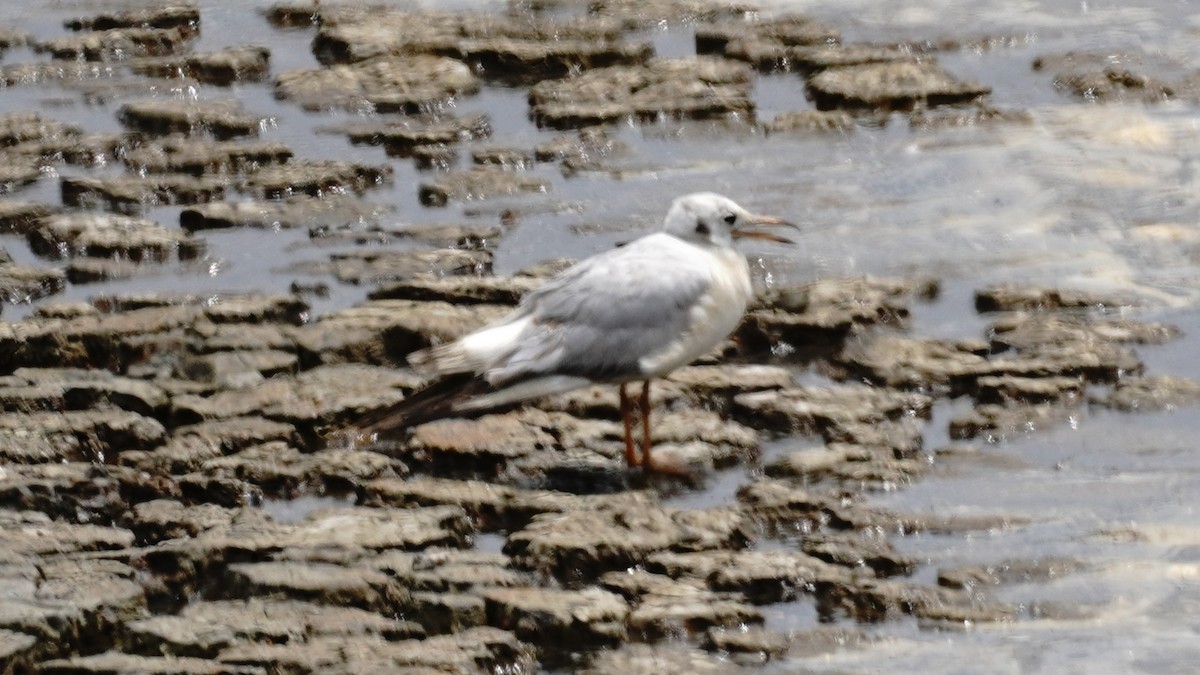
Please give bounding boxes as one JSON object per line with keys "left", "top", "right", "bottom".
{"left": 619, "top": 383, "right": 639, "bottom": 467}
{"left": 639, "top": 380, "right": 653, "bottom": 471}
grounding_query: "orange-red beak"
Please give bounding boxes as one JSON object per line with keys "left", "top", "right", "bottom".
{"left": 732, "top": 214, "right": 799, "bottom": 244}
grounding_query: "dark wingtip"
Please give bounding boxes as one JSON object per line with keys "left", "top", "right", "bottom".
{"left": 345, "top": 372, "right": 497, "bottom": 439}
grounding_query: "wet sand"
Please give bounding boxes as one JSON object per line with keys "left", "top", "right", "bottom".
{"left": 2, "top": 0, "right": 1200, "bottom": 672}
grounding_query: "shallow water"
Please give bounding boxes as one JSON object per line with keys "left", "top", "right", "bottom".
{"left": 5, "top": 0, "right": 1200, "bottom": 670}
{"left": 261, "top": 492, "right": 356, "bottom": 523}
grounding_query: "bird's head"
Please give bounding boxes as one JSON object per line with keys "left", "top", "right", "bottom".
{"left": 663, "top": 192, "right": 797, "bottom": 248}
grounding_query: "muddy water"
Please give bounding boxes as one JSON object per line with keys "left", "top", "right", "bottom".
{"left": 785, "top": 3, "right": 1200, "bottom": 669}
{"left": 5, "top": 0, "right": 1200, "bottom": 671}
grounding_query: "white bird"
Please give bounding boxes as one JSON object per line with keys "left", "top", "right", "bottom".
{"left": 354, "top": 192, "right": 795, "bottom": 471}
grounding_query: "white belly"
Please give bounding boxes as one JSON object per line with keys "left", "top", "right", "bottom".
{"left": 638, "top": 247, "right": 752, "bottom": 377}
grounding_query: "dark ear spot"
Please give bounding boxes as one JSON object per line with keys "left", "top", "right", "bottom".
{"left": 695, "top": 220, "right": 710, "bottom": 235}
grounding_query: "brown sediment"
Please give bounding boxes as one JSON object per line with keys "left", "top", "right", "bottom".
{"left": 0, "top": 1, "right": 1195, "bottom": 671}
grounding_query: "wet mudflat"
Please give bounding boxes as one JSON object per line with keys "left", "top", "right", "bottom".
{"left": 3, "top": 0, "right": 1200, "bottom": 672}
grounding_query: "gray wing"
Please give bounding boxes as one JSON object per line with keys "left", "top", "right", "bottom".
{"left": 491, "top": 236, "right": 711, "bottom": 383}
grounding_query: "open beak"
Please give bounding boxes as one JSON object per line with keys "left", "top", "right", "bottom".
{"left": 732, "top": 214, "right": 799, "bottom": 244}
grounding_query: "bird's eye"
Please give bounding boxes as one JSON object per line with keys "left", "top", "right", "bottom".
{"left": 723, "top": 213, "right": 737, "bottom": 225}
{"left": 695, "top": 221, "right": 710, "bottom": 235}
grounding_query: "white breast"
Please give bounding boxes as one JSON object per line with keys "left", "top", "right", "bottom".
{"left": 638, "top": 246, "right": 752, "bottom": 377}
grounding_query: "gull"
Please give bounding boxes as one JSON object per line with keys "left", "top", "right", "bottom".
{"left": 354, "top": 192, "right": 795, "bottom": 471}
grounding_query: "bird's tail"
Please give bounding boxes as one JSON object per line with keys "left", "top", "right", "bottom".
{"left": 408, "top": 316, "right": 529, "bottom": 376}
{"left": 407, "top": 342, "right": 476, "bottom": 375}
